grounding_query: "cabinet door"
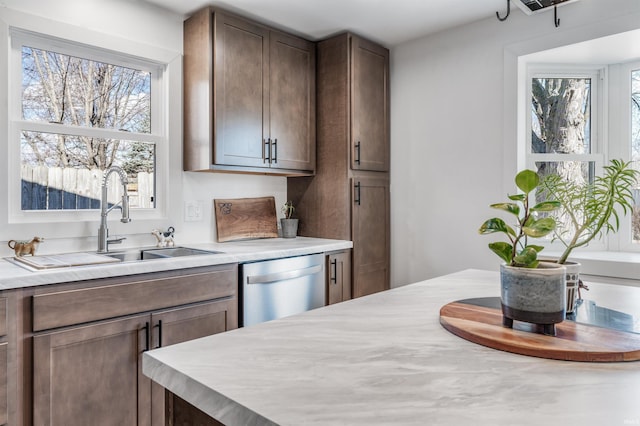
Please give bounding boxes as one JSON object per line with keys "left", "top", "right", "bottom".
{"left": 151, "top": 299, "right": 238, "bottom": 426}
{"left": 33, "top": 314, "right": 151, "bottom": 426}
{"left": 214, "top": 13, "right": 270, "bottom": 168}
{"left": 0, "top": 343, "right": 6, "bottom": 426}
{"left": 0, "top": 297, "right": 6, "bottom": 425}
{"left": 352, "top": 177, "right": 390, "bottom": 298}
{"left": 351, "top": 36, "right": 389, "bottom": 172}
{"left": 269, "top": 32, "right": 316, "bottom": 172}
{"left": 327, "top": 251, "right": 352, "bottom": 305}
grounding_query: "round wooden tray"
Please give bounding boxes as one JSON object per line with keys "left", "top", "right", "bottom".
{"left": 439, "top": 297, "right": 640, "bottom": 362}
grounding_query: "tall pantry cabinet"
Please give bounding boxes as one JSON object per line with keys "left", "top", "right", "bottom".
{"left": 288, "top": 33, "right": 390, "bottom": 298}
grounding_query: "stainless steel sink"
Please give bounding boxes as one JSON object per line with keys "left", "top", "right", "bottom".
{"left": 9, "top": 246, "right": 224, "bottom": 272}
{"left": 104, "top": 247, "right": 222, "bottom": 262}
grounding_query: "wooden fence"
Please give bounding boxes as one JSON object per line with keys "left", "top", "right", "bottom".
{"left": 21, "top": 166, "right": 154, "bottom": 210}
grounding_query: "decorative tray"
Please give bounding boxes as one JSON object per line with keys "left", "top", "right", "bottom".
{"left": 439, "top": 297, "right": 640, "bottom": 362}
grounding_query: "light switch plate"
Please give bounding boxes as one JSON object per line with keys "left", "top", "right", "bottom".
{"left": 184, "top": 200, "right": 204, "bottom": 222}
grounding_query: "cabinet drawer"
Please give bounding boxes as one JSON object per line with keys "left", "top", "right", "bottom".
{"left": 33, "top": 264, "right": 238, "bottom": 332}
{"left": 0, "top": 298, "right": 6, "bottom": 337}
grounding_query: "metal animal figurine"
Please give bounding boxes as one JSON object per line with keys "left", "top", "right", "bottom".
{"left": 8, "top": 236, "right": 44, "bottom": 256}
{"left": 151, "top": 227, "right": 175, "bottom": 248}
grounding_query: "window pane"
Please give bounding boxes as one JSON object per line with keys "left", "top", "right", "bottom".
{"left": 534, "top": 160, "right": 594, "bottom": 185}
{"left": 21, "top": 46, "right": 151, "bottom": 133}
{"left": 531, "top": 78, "right": 591, "bottom": 154}
{"left": 21, "top": 131, "right": 155, "bottom": 210}
{"left": 535, "top": 160, "right": 595, "bottom": 241}
{"left": 631, "top": 69, "right": 640, "bottom": 242}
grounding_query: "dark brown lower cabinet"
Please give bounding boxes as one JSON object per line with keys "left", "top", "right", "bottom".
{"left": 33, "top": 298, "right": 236, "bottom": 426}
{"left": 0, "top": 296, "right": 9, "bottom": 426}
{"left": 30, "top": 264, "right": 238, "bottom": 426}
{"left": 167, "top": 393, "right": 223, "bottom": 426}
{"left": 33, "top": 314, "right": 151, "bottom": 426}
{"left": 151, "top": 300, "right": 235, "bottom": 425}
{"left": 0, "top": 342, "right": 6, "bottom": 426}
{"left": 352, "top": 176, "right": 390, "bottom": 298}
{"left": 327, "top": 250, "right": 352, "bottom": 304}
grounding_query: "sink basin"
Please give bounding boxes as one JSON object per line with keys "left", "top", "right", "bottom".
{"left": 102, "top": 250, "right": 144, "bottom": 262}
{"left": 104, "top": 246, "right": 222, "bottom": 262}
{"left": 10, "top": 247, "right": 224, "bottom": 271}
{"left": 141, "top": 247, "right": 220, "bottom": 259}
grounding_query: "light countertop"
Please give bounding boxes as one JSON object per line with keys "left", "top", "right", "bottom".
{"left": 143, "top": 269, "right": 640, "bottom": 426}
{"left": 0, "top": 237, "right": 352, "bottom": 290}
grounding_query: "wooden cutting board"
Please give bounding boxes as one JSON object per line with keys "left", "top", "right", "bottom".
{"left": 214, "top": 196, "right": 278, "bottom": 242}
{"left": 440, "top": 298, "right": 640, "bottom": 362}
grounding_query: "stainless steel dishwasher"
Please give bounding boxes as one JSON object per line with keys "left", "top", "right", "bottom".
{"left": 241, "top": 253, "right": 325, "bottom": 327}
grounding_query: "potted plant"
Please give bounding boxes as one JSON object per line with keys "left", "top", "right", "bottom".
{"left": 281, "top": 200, "right": 299, "bottom": 238}
{"left": 479, "top": 169, "right": 565, "bottom": 335}
{"left": 539, "top": 159, "right": 640, "bottom": 313}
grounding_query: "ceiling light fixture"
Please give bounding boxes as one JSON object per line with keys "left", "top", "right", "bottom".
{"left": 496, "top": 0, "right": 579, "bottom": 27}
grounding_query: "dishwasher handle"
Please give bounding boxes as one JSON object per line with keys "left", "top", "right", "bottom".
{"left": 247, "top": 264, "right": 323, "bottom": 284}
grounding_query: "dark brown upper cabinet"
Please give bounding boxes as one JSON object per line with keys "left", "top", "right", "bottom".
{"left": 351, "top": 36, "right": 390, "bottom": 172}
{"left": 184, "top": 8, "right": 316, "bottom": 175}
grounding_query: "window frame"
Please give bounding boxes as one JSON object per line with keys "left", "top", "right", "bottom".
{"left": 524, "top": 65, "right": 608, "bottom": 252}
{"left": 616, "top": 59, "right": 640, "bottom": 252}
{"left": 6, "top": 28, "right": 169, "bottom": 227}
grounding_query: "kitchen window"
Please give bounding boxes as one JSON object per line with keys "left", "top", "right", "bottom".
{"left": 621, "top": 60, "right": 640, "bottom": 250}
{"left": 524, "top": 64, "right": 640, "bottom": 252}
{"left": 8, "top": 29, "right": 166, "bottom": 221}
{"left": 525, "top": 68, "right": 605, "bottom": 249}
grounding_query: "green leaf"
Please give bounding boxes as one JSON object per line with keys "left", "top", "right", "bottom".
{"left": 489, "top": 203, "right": 520, "bottom": 216}
{"left": 488, "top": 242, "right": 513, "bottom": 263}
{"left": 515, "top": 170, "right": 539, "bottom": 194}
{"left": 523, "top": 214, "right": 534, "bottom": 227}
{"left": 513, "top": 246, "right": 539, "bottom": 267}
{"left": 531, "top": 201, "right": 561, "bottom": 212}
{"left": 478, "top": 218, "right": 516, "bottom": 237}
{"left": 527, "top": 245, "right": 545, "bottom": 253}
{"left": 508, "top": 194, "right": 526, "bottom": 201}
{"left": 523, "top": 217, "right": 556, "bottom": 238}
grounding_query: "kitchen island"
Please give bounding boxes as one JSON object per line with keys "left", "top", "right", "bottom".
{"left": 143, "top": 269, "right": 640, "bottom": 425}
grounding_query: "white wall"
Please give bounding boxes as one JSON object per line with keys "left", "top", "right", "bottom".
{"left": 4, "top": 0, "right": 639, "bottom": 282}
{"left": 390, "top": 0, "right": 640, "bottom": 286}
{"left": 0, "top": 0, "right": 286, "bottom": 255}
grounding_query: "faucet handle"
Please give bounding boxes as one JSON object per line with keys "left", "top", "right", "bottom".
{"left": 107, "top": 236, "right": 126, "bottom": 246}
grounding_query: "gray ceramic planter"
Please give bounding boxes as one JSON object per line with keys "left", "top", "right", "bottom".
{"left": 500, "top": 262, "right": 566, "bottom": 336}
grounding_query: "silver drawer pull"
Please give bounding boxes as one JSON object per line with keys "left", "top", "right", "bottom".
{"left": 247, "top": 264, "right": 322, "bottom": 284}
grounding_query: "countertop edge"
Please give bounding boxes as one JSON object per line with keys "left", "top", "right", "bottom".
{"left": 0, "top": 237, "right": 352, "bottom": 290}
{"left": 143, "top": 352, "right": 278, "bottom": 426}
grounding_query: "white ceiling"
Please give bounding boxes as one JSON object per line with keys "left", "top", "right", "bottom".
{"left": 141, "top": 0, "right": 508, "bottom": 47}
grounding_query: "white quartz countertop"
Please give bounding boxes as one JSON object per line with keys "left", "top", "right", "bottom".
{"left": 143, "top": 269, "right": 640, "bottom": 426}
{"left": 0, "top": 237, "right": 352, "bottom": 290}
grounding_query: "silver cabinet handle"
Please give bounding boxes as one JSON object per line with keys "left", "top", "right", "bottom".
{"left": 247, "top": 264, "right": 322, "bottom": 284}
